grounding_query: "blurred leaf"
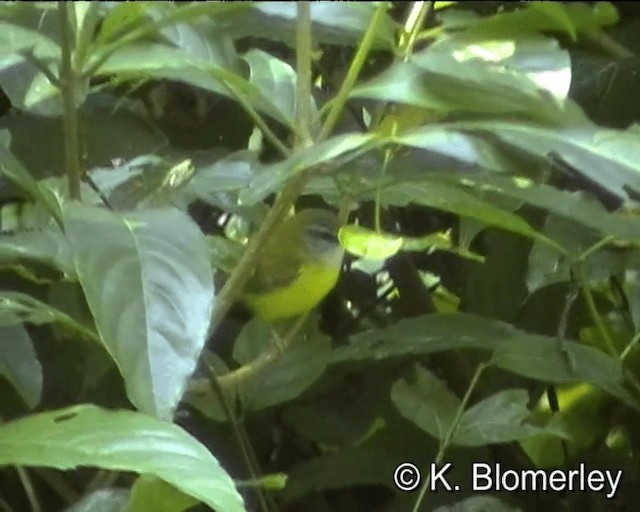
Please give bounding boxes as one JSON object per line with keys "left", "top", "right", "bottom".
{"left": 239, "top": 325, "right": 331, "bottom": 411}
{"left": 0, "top": 226, "right": 74, "bottom": 276}
{"left": 64, "top": 203, "right": 214, "bottom": 420}
{"left": 242, "top": 132, "right": 375, "bottom": 204}
{"left": 0, "top": 404, "right": 245, "bottom": 512}
{"left": 462, "top": 121, "right": 640, "bottom": 209}
{"left": 353, "top": 36, "right": 576, "bottom": 123}
{"left": 0, "top": 290, "right": 98, "bottom": 340}
{"left": 491, "top": 335, "right": 637, "bottom": 409}
{"left": 67, "top": 488, "right": 130, "bottom": 512}
{"left": 128, "top": 476, "right": 197, "bottom": 512}
{"left": 0, "top": 312, "right": 42, "bottom": 408}
{"left": 442, "top": 2, "right": 617, "bottom": 40}
{"left": 331, "top": 313, "right": 511, "bottom": 363}
{"left": 214, "top": 2, "right": 395, "bottom": 49}
{"left": 372, "top": 181, "right": 557, "bottom": 249}
{"left": 526, "top": 214, "right": 626, "bottom": 292}
{"left": 391, "top": 365, "right": 459, "bottom": 441}
{"left": 97, "top": 2, "right": 149, "bottom": 44}
{"left": 243, "top": 49, "right": 315, "bottom": 129}
{"left": 452, "top": 389, "right": 570, "bottom": 447}
{"left": 449, "top": 173, "right": 640, "bottom": 243}
{"left": 0, "top": 146, "right": 63, "bottom": 226}
{"left": 434, "top": 496, "right": 522, "bottom": 512}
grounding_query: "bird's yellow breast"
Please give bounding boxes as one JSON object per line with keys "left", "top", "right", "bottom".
{"left": 242, "top": 262, "right": 341, "bottom": 322}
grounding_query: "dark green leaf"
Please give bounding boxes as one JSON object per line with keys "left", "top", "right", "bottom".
{"left": 0, "top": 312, "right": 42, "bottom": 408}
{"left": 371, "top": 181, "right": 557, "bottom": 249}
{"left": 214, "top": 2, "right": 395, "bottom": 49}
{"left": 331, "top": 313, "right": 512, "bottom": 363}
{"left": 391, "top": 365, "right": 460, "bottom": 441}
{"left": 453, "top": 390, "right": 570, "bottom": 447}
{"left": 491, "top": 335, "right": 637, "bottom": 409}
{"left": 242, "top": 132, "right": 375, "bottom": 204}
{"left": 239, "top": 326, "right": 331, "bottom": 411}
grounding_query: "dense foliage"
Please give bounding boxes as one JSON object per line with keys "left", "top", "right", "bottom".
{"left": 1, "top": 2, "right": 640, "bottom": 511}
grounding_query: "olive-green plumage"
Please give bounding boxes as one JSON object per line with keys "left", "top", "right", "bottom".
{"left": 242, "top": 209, "right": 344, "bottom": 322}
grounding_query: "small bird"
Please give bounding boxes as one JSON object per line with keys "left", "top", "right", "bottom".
{"left": 242, "top": 209, "right": 344, "bottom": 322}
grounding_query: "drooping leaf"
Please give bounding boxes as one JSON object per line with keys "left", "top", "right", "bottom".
{"left": 64, "top": 202, "right": 214, "bottom": 420}
{"left": 0, "top": 404, "right": 245, "bottom": 512}
{"left": 0, "top": 312, "right": 42, "bottom": 408}
{"left": 0, "top": 291, "right": 98, "bottom": 340}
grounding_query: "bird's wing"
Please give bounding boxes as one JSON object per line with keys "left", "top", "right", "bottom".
{"left": 245, "top": 241, "right": 306, "bottom": 294}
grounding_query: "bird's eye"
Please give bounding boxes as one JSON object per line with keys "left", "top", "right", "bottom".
{"left": 306, "top": 224, "right": 337, "bottom": 243}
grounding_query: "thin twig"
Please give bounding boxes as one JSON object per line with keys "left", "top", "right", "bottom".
{"left": 16, "top": 467, "right": 41, "bottom": 512}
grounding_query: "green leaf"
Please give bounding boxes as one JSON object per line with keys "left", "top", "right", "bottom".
{"left": 242, "top": 132, "right": 375, "bottom": 204}
{"left": 213, "top": 2, "right": 395, "bottom": 49}
{"left": 449, "top": 173, "right": 640, "bottom": 243}
{"left": 0, "top": 146, "right": 64, "bottom": 226}
{"left": 331, "top": 313, "right": 510, "bottom": 363}
{"left": 64, "top": 203, "right": 214, "bottom": 420}
{"left": 452, "top": 390, "right": 569, "bottom": 447}
{"left": 0, "top": 21, "right": 59, "bottom": 64}
{"left": 0, "top": 404, "right": 245, "bottom": 512}
{"left": 353, "top": 36, "right": 576, "bottom": 124}
{"left": 491, "top": 335, "right": 637, "bottom": 409}
{"left": 464, "top": 121, "right": 640, "bottom": 208}
{"left": 0, "top": 226, "right": 74, "bottom": 276}
{"left": 243, "top": 49, "right": 314, "bottom": 129}
{"left": 372, "top": 181, "right": 557, "bottom": 249}
{"left": 128, "top": 475, "right": 198, "bottom": 512}
{"left": 391, "top": 365, "right": 459, "bottom": 441}
{"left": 96, "top": 42, "right": 299, "bottom": 128}
{"left": 239, "top": 326, "right": 331, "bottom": 411}
{"left": 97, "top": 2, "right": 149, "bottom": 44}
{"left": 526, "top": 213, "right": 626, "bottom": 292}
{"left": 0, "top": 312, "right": 42, "bottom": 408}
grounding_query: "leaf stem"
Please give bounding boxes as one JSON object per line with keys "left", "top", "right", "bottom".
{"left": 295, "top": 2, "right": 313, "bottom": 147}
{"left": 574, "top": 262, "right": 618, "bottom": 357}
{"left": 16, "top": 467, "right": 41, "bottom": 512}
{"left": 58, "top": 2, "right": 82, "bottom": 200}
{"left": 318, "top": 2, "right": 387, "bottom": 142}
{"left": 413, "top": 363, "right": 487, "bottom": 512}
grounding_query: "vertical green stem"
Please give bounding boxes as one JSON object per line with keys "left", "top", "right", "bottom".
{"left": 413, "top": 363, "right": 487, "bottom": 512}
{"left": 16, "top": 467, "right": 41, "bottom": 512}
{"left": 318, "top": 2, "right": 387, "bottom": 142}
{"left": 295, "top": 2, "right": 313, "bottom": 147}
{"left": 58, "top": 2, "right": 82, "bottom": 200}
